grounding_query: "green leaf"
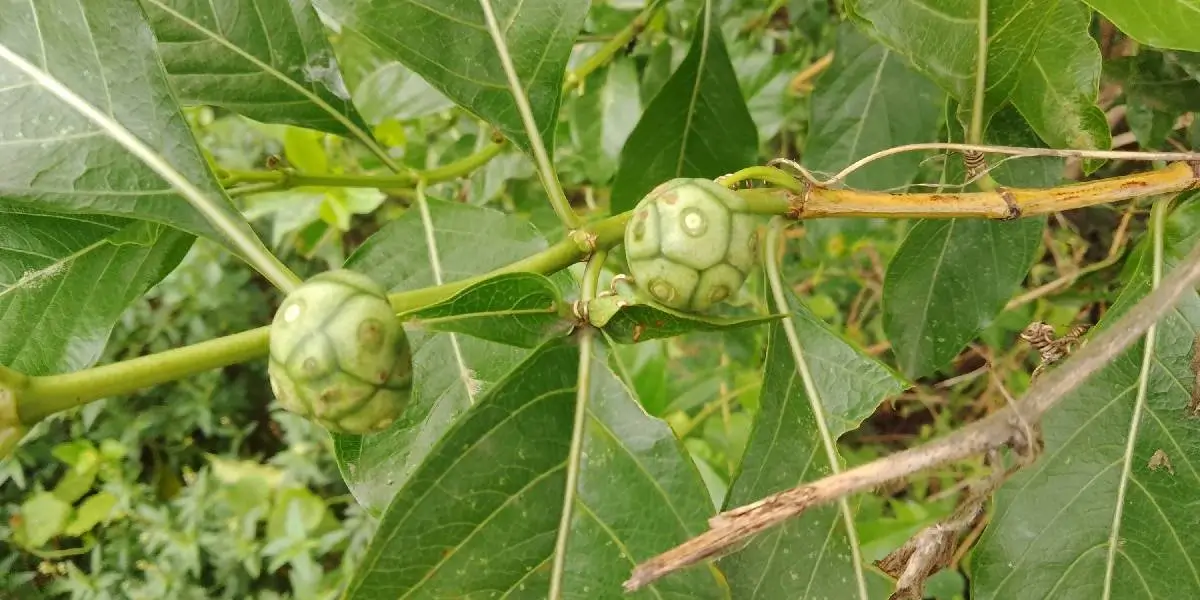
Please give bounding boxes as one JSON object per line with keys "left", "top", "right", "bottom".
{"left": 1009, "top": 0, "right": 1110, "bottom": 159}
{"left": 719, "top": 290, "right": 906, "bottom": 597}
{"left": 63, "top": 492, "right": 118, "bottom": 537}
{"left": 1105, "top": 52, "right": 1200, "bottom": 149}
{"left": 19, "top": 491, "right": 71, "bottom": 548}
{"left": 283, "top": 127, "right": 329, "bottom": 174}
{"left": 403, "top": 272, "right": 574, "bottom": 348}
{"left": 1081, "top": 0, "right": 1200, "bottom": 51}
{"left": 0, "top": 1, "right": 259, "bottom": 250}
{"left": 345, "top": 338, "right": 577, "bottom": 598}
{"left": 347, "top": 336, "right": 727, "bottom": 598}
{"left": 568, "top": 59, "right": 642, "bottom": 184}
{"left": 802, "top": 24, "right": 944, "bottom": 190}
{"left": 610, "top": 1, "right": 758, "bottom": 213}
{"left": 846, "top": 0, "right": 1107, "bottom": 156}
{"left": 333, "top": 198, "right": 561, "bottom": 512}
{"left": 884, "top": 217, "right": 1042, "bottom": 378}
{"left": 0, "top": 214, "right": 192, "bottom": 375}
{"left": 590, "top": 298, "right": 782, "bottom": 344}
{"left": 556, "top": 338, "right": 727, "bottom": 598}
{"left": 971, "top": 196, "right": 1200, "bottom": 599}
{"left": 141, "top": 0, "right": 373, "bottom": 138}
{"left": 315, "top": 0, "right": 587, "bottom": 156}
{"left": 883, "top": 107, "right": 1056, "bottom": 379}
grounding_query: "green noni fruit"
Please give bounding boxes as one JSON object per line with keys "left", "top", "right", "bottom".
{"left": 267, "top": 270, "right": 412, "bottom": 434}
{"left": 624, "top": 178, "right": 759, "bottom": 313}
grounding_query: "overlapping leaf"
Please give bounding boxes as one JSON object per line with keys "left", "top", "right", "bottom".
{"left": 344, "top": 339, "right": 577, "bottom": 599}
{"left": 846, "top": 0, "right": 1108, "bottom": 157}
{"left": 0, "top": 0, "right": 252, "bottom": 248}
{"left": 719, "top": 288, "right": 906, "bottom": 598}
{"left": 402, "top": 272, "right": 574, "bottom": 348}
{"left": 142, "top": 0, "right": 373, "bottom": 138}
{"left": 0, "top": 212, "right": 192, "bottom": 375}
{"left": 1010, "top": 0, "right": 1110, "bottom": 157}
{"left": 802, "top": 24, "right": 944, "bottom": 190}
{"left": 346, "top": 336, "right": 728, "bottom": 598}
{"left": 610, "top": 1, "right": 758, "bottom": 213}
{"left": 1082, "top": 0, "right": 1200, "bottom": 52}
{"left": 568, "top": 59, "right": 642, "bottom": 184}
{"left": 333, "top": 198, "right": 562, "bottom": 512}
{"left": 315, "top": 0, "right": 587, "bottom": 155}
{"left": 558, "top": 338, "right": 727, "bottom": 599}
{"left": 883, "top": 108, "right": 1058, "bottom": 379}
{"left": 971, "top": 198, "right": 1200, "bottom": 599}
{"left": 588, "top": 299, "right": 782, "bottom": 345}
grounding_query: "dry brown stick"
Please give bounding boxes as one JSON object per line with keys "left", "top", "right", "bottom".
{"left": 623, "top": 232, "right": 1200, "bottom": 592}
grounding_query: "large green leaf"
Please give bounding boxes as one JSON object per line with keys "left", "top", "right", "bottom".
{"left": 558, "top": 338, "right": 727, "bottom": 599}
{"left": 0, "top": 0, "right": 255, "bottom": 250}
{"left": 314, "top": 0, "right": 587, "bottom": 156}
{"left": 1010, "top": 0, "right": 1110, "bottom": 157}
{"left": 0, "top": 212, "right": 192, "bottom": 375}
{"left": 971, "top": 197, "right": 1200, "bottom": 599}
{"left": 344, "top": 338, "right": 577, "bottom": 599}
{"left": 333, "top": 198, "right": 559, "bottom": 512}
{"left": 346, "top": 336, "right": 727, "bottom": 598}
{"left": 610, "top": 1, "right": 758, "bottom": 213}
{"left": 1082, "top": 0, "right": 1200, "bottom": 52}
{"left": 846, "top": 0, "right": 1108, "bottom": 156}
{"left": 142, "top": 0, "right": 373, "bottom": 138}
{"left": 802, "top": 24, "right": 944, "bottom": 190}
{"left": 882, "top": 108, "right": 1057, "bottom": 379}
{"left": 718, "top": 289, "right": 906, "bottom": 598}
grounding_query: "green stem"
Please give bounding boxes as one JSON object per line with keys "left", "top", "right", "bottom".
{"left": 562, "top": 0, "right": 661, "bottom": 93}
{"left": 718, "top": 166, "right": 806, "bottom": 193}
{"left": 221, "top": 141, "right": 507, "bottom": 194}
{"left": 14, "top": 212, "right": 633, "bottom": 426}
{"left": 548, "top": 249, "right": 607, "bottom": 600}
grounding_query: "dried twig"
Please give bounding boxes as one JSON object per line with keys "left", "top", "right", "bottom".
{"left": 875, "top": 450, "right": 1006, "bottom": 600}
{"left": 623, "top": 232, "right": 1200, "bottom": 592}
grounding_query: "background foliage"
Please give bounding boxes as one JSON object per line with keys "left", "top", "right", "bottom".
{"left": 3, "top": 0, "right": 1200, "bottom": 598}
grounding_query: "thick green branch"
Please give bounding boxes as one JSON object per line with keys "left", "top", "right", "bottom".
{"left": 14, "top": 161, "right": 1199, "bottom": 427}
{"left": 12, "top": 212, "right": 630, "bottom": 426}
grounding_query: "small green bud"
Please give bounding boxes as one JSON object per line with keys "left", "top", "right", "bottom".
{"left": 267, "top": 270, "right": 413, "bottom": 435}
{"left": 624, "top": 178, "right": 759, "bottom": 313}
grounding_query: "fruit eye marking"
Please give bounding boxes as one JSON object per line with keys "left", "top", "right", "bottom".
{"left": 709, "top": 286, "right": 729, "bottom": 303}
{"left": 681, "top": 208, "right": 707, "bottom": 236}
{"left": 283, "top": 301, "right": 303, "bottom": 323}
{"left": 649, "top": 278, "right": 676, "bottom": 302}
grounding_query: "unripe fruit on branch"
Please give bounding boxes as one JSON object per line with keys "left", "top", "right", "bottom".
{"left": 267, "top": 270, "right": 413, "bottom": 435}
{"left": 624, "top": 178, "right": 759, "bottom": 313}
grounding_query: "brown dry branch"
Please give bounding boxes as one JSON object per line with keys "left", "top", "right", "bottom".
{"left": 623, "top": 227, "right": 1200, "bottom": 592}
{"left": 875, "top": 450, "right": 1006, "bottom": 600}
